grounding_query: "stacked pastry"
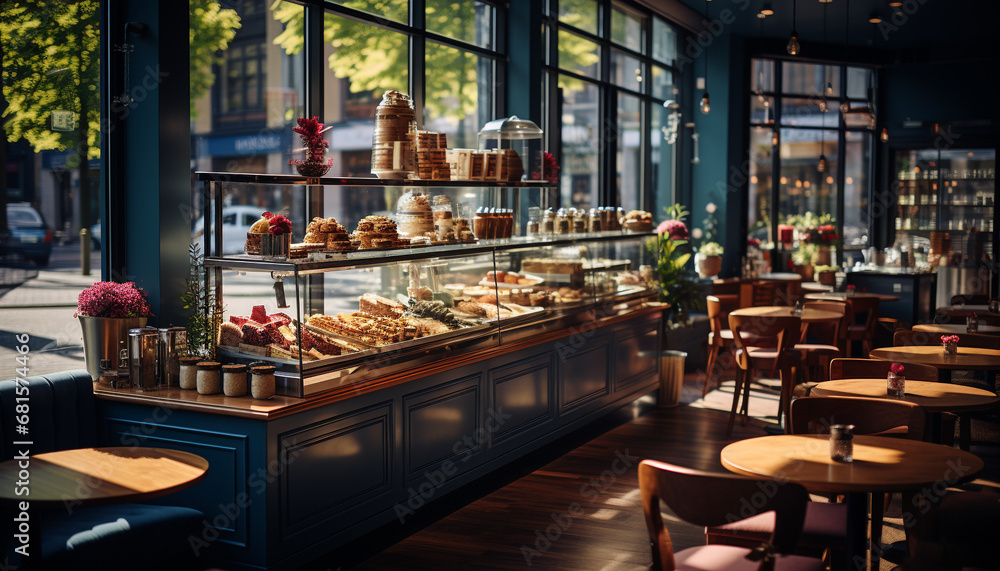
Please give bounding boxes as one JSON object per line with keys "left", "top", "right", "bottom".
{"left": 621, "top": 210, "right": 653, "bottom": 232}
{"left": 352, "top": 215, "right": 402, "bottom": 249}
{"left": 416, "top": 131, "right": 450, "bottom": 180}
{"left": 306, "top": 312, "right": 414, "bottom": 346}
{"left": 302, "top": 217, "right": 355, "bottom": 252}
{"left": 218, "top": 306, "right": 331, "bottom": 361}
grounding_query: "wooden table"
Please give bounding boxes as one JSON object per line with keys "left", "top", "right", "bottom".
{"left": 870, "top": 345, "right": 1000, "bottom": 376}
{"left": 0, "top": 447, "right": 209, "bottom": 506}
{"left": 913, "top": 323, "right": 1000, "bottom": 335}
{"left": 722, "top": 434, "right": 983, "bottom": 570}
{"left": 811, "top": 378, "right": 1000, "bottom": 413}
{"left": 936, "top": 307, "right": 1000, "bottom": 319}
{"left": 731, "top": 305, "right": 841, "bottom": 323}
{"left": 804, "top": 291, "right": 901, "bottom": 302}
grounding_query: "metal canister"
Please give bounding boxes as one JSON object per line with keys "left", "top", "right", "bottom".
{"left": 128, "top": 327, "right": 159, "bottom": 390}
{"left": 157, "top": 327, "right": 188, "bottom": 388}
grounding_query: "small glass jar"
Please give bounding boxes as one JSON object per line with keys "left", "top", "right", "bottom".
{"left": 196, "top": 361, "right": 222, "bottom": 395}
{"left": 473, "top": 207, "right": 489, "bottom": 240}
{"left": 526, "top": 206, "right": 540, "bottom": 236}
{"left": 887, "top": 372, "right": 905, "bottom": 398}
{"left": 250, "top": 364, "right": 277, "bottom": 400}
{"left": 178, "top": 356, "right": 201, "bottom": 390}
{"left": 944, "top": 340, "right": 958, "bottom": 355}
{"left": 222, "top": 364, "right": 248, "bottom": 397}
{"left": 829, "top": 424, "right": 855, "bottom": 463}
{"left": 543, "top": 208, "right": 555, "bottom": 234}
{"left": 967, "top": 314, "right": 979, "bottom": 333}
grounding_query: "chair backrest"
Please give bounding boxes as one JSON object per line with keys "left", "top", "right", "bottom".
{"left": 802, "top": 301, "right": 846, "bottom": 345}
{"left": 729, "top": 313, "right": 801, "bottom": 370}
{"left": 829, "top": 358, "right": 939, "bottom": 382}
{"left": 639, "top": 459, "right": 810, "bottom": 571}
{"left": 790, "top": 396, "right": 926, "bottom": 440}
{"left": 751, "top": 281, "right": 779, "bottom": 306}
{"left": 846, "top": 297, "right": 880, "bottom": 333}
{"left": 894, "top": 329, "right": 1000, "bottom": 350}
{"left": 0, "top": 370, "right": 97, "bottom": 460}
{"left": 707, "top": 294, "right": 739, "bottom": 340}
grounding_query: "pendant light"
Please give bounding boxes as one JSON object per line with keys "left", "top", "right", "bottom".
{"left": 700, "top": 0, "right": 711, "bottom": 114}
{"left": 818, "top": 88, "right": 828, "bottom": 173}
{"left": 817, "top": 2, "right": 830, "bottom": 113}
{"left": 881, "top": 127, "right": 889, "bottom": 142}
{"left": 786, "top": 0, "right": 800, "bottom": 55}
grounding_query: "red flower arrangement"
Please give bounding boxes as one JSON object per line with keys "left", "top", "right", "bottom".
{"left": 267, "top": 214, "right": 292, "bottom": 235}
{"left": 803, "top": 224, "right": 839, "bottom": 244}
{"left": 530, "top": 152, "right": 560, "bottom": 185}
{"left": 76, "top": 281, "right": 154, "bottom": 318}
{"left": 941, "top": 335, "right": 960, "bottom": 344}
{"left": 289, "top": 116, "right": 333, "bottom": 177}
{"left": 656, "top": 219, "right": 689, "bottom": 241}
{"left": 890, "top": 362, "right": 905, "bottom": 374}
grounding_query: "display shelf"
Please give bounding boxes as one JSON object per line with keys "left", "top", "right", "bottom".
{"left": 196, "top": 171, "right": 556, "bottom": 188}
{"left": 204, "top": 231, "right": 656, "bottom": 273}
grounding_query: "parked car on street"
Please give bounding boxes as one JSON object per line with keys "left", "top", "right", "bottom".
{"left": 191, "top": 205, "right": 265, "bottom": 255}
{"left": 5, "top": 202, "right": 53, "bottom": 266}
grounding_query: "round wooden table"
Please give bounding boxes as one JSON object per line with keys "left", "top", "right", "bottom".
{"left": 936, "top": 307, "right": 1000, "bottom": 319}
{"left": 0, "top": 447, "right": 209, "bottom": 506}
{"left": 811, "top": 378, "right": 1000, "bottom": 413}
{"left": 730, "top": 305, "right": 841, "bottom": 323}
{"left": 804, "top": 291, "right": 901, "bottom": 302}
{"left": 722, "top": 434, "right": 983, "bottom": 568}
{"left": 913, "top": 323, "right": 1000, "bottom": 335}
{"left": 869, "top": 345, "right": 1000, "bottom": 371}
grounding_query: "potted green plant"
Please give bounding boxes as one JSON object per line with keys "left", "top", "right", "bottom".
{"left": 696, "top": 241, "right": 724, "bottom": 278}
{"left": 181, "top": 244, "right": 224, "bottom": 358}
{"left": 76, "top": 281, "right": 154, "bottom": 380}
{"left": 792, "top": 243, "right": 819, "bottom": 281}
{"left": 813, "top": 264, "right": 838, "bottom": 286}
{"left": 652, "top": 204, "right": 702, "bottom": 327}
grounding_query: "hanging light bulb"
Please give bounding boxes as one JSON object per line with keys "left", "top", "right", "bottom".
{"left": 787, "top": 0, "right": 800, "bottom": 55}
{"left": 818, "top": 154, "right": 827, "bottom": 172}
{"left": 761, "top": 3, "right": 774, "bottom": 15}
{"left": 700, "top": 92, "right": 711, "bottom": 114}
{"left": 881, "top": 127, "right": 889, "bottom": 142}
{"left": 787, "top": 32, "right": 800, "bottom": 55}
{"left": 818, "top": 99, "right": 828, "bottom": 113}
{"left": 772, "top": 130, "right": 779, "bottom": 146}
{"left": 826, "top": 82, "right": 834, "bottom": 96}
{"left": 868, "top": 12, "right": 882, "bottom": 23}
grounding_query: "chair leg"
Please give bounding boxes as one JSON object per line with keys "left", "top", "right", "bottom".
{"left": 703, "top": 344, "right": 719, "bottom": 397}
{"left": 779, "top": 366, "right": 794, "bottom": 430}
{"left": 727, "top": 367, "right": 745, "bottom": 437}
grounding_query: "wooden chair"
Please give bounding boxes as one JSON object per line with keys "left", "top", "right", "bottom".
{"left": 740, "top": 280, "right": 780, "bottom": 306}
{"left": 793, "top": 302, "right": 845, "bottom": 390}
{"left": 728, "top": 313, "right": 802, "bottom": 435}
{"left": 845, "top": 297, "right": 880, "bottom": 357}
{"left": 705, "top": 295, "right": 740, "bottom": 397}
{"left": 707, "top": 397, "right": 927, "bottom": 566}
{"left": 829, "top": 358, "right": 939, "bottom": 382}
{"left": 639, "top": 459, "right": 825, "bottom": 571}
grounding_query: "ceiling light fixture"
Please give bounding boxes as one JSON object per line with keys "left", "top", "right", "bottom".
{"left": 881, "top": 127, "right": 889, "bottom": 142}
{"left": 889, "top": 1, "right": 902, "bottom": 6}
{"left": 868, "top": 11, "right": 882, "bottom": 23}
{"left": 761, "top": 4, "right": 774, "bottom": 15}
{"left": 787, "top": 0, "right": 800, "bottom": 55}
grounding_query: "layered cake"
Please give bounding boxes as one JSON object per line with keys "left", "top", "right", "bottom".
{"left": 621, "top": 210, "right": 653, "bottom": 232}
{"left": 359, "top": 293, "right": 405, "bottom": 318}
{"left": 396, "top": 191, "right": 433, "bottom": 238}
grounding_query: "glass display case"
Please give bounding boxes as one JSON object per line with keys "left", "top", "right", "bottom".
{"left": 893, "top": 148, "right": 996, "bottom": 267}
{"left": 198, "top": 172, "right": 658, "bottom": 397}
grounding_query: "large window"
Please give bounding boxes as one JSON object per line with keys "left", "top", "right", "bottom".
{"left": 545, "top": 1, "right": 681, "bottom": 213}
{"left": 747, "top": 58, "right": 876, "bottom": 263}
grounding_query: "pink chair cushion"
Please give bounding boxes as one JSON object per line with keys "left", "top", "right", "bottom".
{"left": 847, "top": 324, "right": 867, "bottom": 334}
{"left": 674, "top": 544, "right": 825, "bottom": 570}
{"left": 706, "top": 502, "right": 847, "bottom": 549}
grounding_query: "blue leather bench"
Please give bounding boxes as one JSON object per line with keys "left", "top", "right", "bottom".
{"left": 0, "top": 370, "right": 206, "bottom": 570}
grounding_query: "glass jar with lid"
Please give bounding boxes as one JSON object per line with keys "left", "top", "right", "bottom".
{"left": 477, "top": 116, "right": 544, "bottom": 182}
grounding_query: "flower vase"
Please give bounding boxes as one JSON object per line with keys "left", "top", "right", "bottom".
{"left": 79, "top": 315, "right": 148, "bottom": 380}
{"left": 886, "top": 372, "right": 905, "bottom": 398}
{"left": 815, "top": 245, "right": 832, "bottom": 266}
{"left": 944, "top": 341, "right": 957, "bottom": 355}
{"left": 290, "top": 151, "right": 333, "bottom": 178}
{"left": 261, "top": 234, "right": 291, "bottom": 260}
{"left": 696, "top": 254, "right": 723, "bottom": 278}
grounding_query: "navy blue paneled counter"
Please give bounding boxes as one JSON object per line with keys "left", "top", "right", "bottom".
{"left": 845, "top": 267, "right": 937, "bottom": 324}
{"left": 95, "top": 305, "right": 663, "bottom": 570}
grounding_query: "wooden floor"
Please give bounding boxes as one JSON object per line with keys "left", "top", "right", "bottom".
{"left": 299, "top": 375, "right": 1000, "bottom": 571}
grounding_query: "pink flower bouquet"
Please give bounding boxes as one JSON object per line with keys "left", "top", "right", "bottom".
{"left": 76, "top": 281, "right": 154, "bottom": 318}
